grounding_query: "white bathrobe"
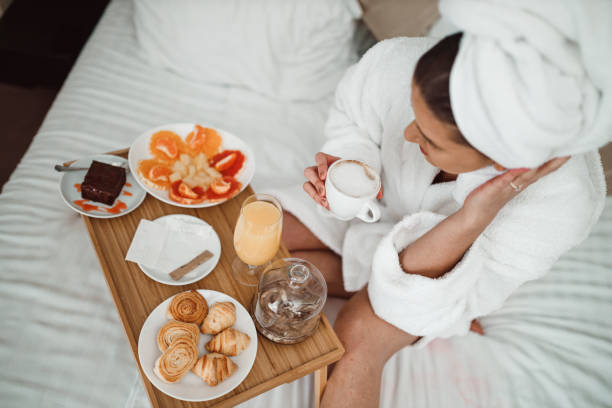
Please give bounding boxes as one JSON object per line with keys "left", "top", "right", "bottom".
{"left": 269, "top": 38, "right": 606, "bottom": 346}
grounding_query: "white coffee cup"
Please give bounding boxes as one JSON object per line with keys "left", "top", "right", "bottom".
{"left": 321, "top": 159, "right": 381, "bottom": 223}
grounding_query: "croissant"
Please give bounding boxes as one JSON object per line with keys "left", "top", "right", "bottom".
{"left": 205, "top": 328, "right": 250, "bottom": 357}
{"left": 157, "top": 320, "right": 200, "bottom": 352}
{"left": 200, "top": 302, "right": 236, "bottom": 334}
{"left": 167, "top": 290, "right": 208, "bottom": 325}
{"left": 154, "top": 337, "right": 198, "bottom": 383}
{"left": 192, "top": 353, "right": 238, "bottom": 386}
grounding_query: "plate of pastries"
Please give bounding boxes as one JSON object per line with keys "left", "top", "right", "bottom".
{"left": 138, "top": 289, "right": 257, "bottom": 401}
{"left": 128, "top": 123, "right": 255, "bottom": 208}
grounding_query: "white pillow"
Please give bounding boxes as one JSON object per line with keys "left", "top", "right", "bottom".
{"left": 133, "top": 0, "right": 362, "bottom": 101}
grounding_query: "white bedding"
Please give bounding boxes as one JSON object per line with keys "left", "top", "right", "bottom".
{"left": 0, "top": 1, "right": 611, "bottom": 407}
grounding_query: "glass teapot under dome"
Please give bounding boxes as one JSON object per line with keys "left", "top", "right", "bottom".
{"left": 251, "top": 258, "right": 327, "bottom": 344}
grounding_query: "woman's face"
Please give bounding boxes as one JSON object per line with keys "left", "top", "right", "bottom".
{"left": 404, "top": 82, "right": 493, "bottom": 174}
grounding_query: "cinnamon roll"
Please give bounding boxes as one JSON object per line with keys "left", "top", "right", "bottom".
{"left": 153, "top": 337, "right": 198, "bottom": 383}
{"left": 157, "top": 320, "right": 200, "bottom": 352}
{"left": 166, "top": 290, "right": 208, "bottom": 325}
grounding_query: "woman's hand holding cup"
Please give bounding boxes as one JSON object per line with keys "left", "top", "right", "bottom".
{"left": 304, "top": 152, "right": 383, "bottom": 223}
{"left": 303, "top": 152, "right": 340, "bottom": 209}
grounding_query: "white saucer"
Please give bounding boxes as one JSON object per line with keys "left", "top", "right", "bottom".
{"left": 137, "top": 214, "right": 221, "bottom": 286}
{"left": 59, "top": 154, "right": 146, "bottom": 218}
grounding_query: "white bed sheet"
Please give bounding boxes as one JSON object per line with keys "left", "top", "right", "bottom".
{"left": 1, "top": 1, "right": 611, "bottom": 407}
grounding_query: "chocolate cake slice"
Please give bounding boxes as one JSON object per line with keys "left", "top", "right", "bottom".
{"left": 81, "top": 160, "right": 126, "bottom": 205}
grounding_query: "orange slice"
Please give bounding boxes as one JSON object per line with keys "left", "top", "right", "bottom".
{"left": 178, "top": 182, "right": 198, "bottom": 199}
{"left": 213, "top": 152, "right": 237, "bottom": 172}
{"left": 150, "top": 130, "right": 185, "bottom": 161}
{"left": 186, "top": 125, "right": 222, "bottom": 158}
{"left": 149, "top": 165, "right": 172, "bottom": 182}
{"left": 138, "top": 159, "right": 172, "bottom": 190}
{"left": 209, "top": 150, "right": 245, "bottom": 177}
{"left": 210, "top": 178, "right": 231, "bottom": 195}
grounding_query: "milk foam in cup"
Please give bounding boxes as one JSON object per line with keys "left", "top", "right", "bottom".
{"left": 323, "top": 159, "right": 381, "bottom": 222}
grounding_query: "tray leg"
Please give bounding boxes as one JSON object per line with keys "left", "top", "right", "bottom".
{"left": 314, "top": 365, "right": 327, "bottom": 408}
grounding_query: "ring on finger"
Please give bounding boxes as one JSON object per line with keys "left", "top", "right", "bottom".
{"left": 509, "top": 180, "right": 523, "bottom": 192}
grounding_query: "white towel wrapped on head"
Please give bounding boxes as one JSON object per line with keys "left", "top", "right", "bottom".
{"left": 440, "top": 0, "right": 612, "bottom": 168}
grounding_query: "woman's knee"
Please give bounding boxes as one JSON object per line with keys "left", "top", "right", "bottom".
{"left": 334, "top": 288, "right": 418, "bottom": 359}
{"left": 281, "top": 210, "right": 326, "bottom": 251}
{"left": 334, "top": 290, "right": 380, "bottom": 353}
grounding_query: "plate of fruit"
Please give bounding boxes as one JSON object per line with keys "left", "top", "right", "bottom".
{"left": 128, "top": 123, "right": 255, "bottom": 208}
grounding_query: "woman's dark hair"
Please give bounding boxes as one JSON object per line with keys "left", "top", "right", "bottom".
{"left": 413, "top": 32, "right": 471, "bottom": 147}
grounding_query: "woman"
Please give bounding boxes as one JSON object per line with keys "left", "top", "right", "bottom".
{"left": 273, "top": 6, "right": 608, "bottom": 407}
{"left": 270, "top": 0, "right": 610, "bottom": 407}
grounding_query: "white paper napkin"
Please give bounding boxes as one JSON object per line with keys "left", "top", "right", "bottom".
{"left": 125, "top": 218, "right": 213, "bottom": 273}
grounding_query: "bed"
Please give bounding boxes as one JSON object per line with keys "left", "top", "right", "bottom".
{"left": 1, "top": 1, "right": 611, "bottom": 407}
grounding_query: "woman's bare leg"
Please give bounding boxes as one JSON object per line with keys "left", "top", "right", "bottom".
{"left": 281, "top": 211, "right": 351, "bottom": 298}
{"left": 321, "top": 288, "right": 419, "bottom": 408}
{"left": 282, "top": 211, "right": 328, "bottom": 252}
{"left": 292, "top": 250, "right": 350, "bottom": 298}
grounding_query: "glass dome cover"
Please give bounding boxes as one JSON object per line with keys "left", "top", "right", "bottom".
{"left": 251, "top": 258, "right": 327, "bottom": 344}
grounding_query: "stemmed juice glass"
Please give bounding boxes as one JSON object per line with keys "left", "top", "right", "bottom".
{"left": 232, "top": 194, "right": 283, "bottom": 286}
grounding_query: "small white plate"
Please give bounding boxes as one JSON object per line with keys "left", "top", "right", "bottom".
{"left": 59, "top": 154, "right": 146, "bottom": 218}
{"left": 138, "top": 214, "right": 221, "bottom": 286}
{"left": 138, "top": 289, "right": 258, "bottom": 402}
{"left": 128, "top": 123, "right": 255, "bottom": 208}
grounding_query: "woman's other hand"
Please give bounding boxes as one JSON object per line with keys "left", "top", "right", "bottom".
{"left": 303, "top": 152, "right": 340, "bottom": 209}
{"left": 462, "top": 156, "right": 570, "bottom": 223}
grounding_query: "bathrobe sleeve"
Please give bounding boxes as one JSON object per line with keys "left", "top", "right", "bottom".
{"left": 367, "top": 152, "right": 606, "bottom": 343}
{"left": 320, "top": 38, "right": 438, "bottom": 175}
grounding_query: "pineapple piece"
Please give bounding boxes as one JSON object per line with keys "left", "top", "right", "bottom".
{"left": 180, "top": 153, "right": 192, "bottom": 166}
{"left": 187, "top": 164, "right": 196, "bottom": 177}
{"left": 194, "top": 153, "right": 209, "bottom": 171}
{"left": 172, "top": 161, "right": 188, "bottom": 177}
{"left": 195, "top": 173, "right": 213, "bottom": 188}
{"left": 169, "top": 172, "right": 182, "bottom": 183}
{"left": 204, "top": 166, "right": 221, "bottom": 179}
{"left": 182, "top": 176, "right": 198, "bottom": 188}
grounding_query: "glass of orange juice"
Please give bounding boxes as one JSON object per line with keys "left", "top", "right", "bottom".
{"left": 232, "top": 194, "right": 283, "bottom": 286}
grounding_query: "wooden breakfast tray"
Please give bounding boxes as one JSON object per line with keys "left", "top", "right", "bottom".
{"left": 76, "top": 149, "right": 344, "bottom": 407}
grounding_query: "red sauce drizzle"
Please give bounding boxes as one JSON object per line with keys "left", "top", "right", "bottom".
{"left": 74, "top": 199, "right": 99, "bottom": 212}
{"left": 205, "top": 177, "right": 242, "bottom": 201}
{"left": 73, "top": 199, "right": 127, "bottom": 214}
{"left": 122, "top": 191, "right": 133, "bottom": 196}
{"left": 125, "top": 182, "right": 132, "bottom": 187}
{"left": 74, "top": 183, "right": 82, "bottom": 192}
{"left": 105, "top": 200, "right": 127, "bottom": 214}
{"left": 209, "top": 150, "right": 245, "bottom": 177}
